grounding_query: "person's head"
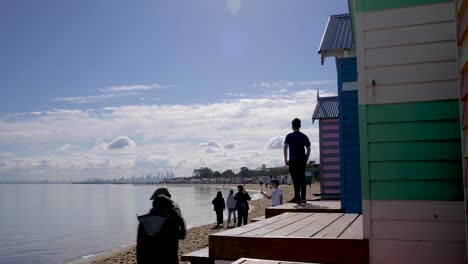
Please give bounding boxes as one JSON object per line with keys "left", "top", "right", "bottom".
{"left": 229, "top": 189, "right": 234, "bottom": 196}
{"left": 152, "top": 194, "right": 174, "bottom": 213}
{"left": 216, "top": 191, "right": 223, "bottom": 198}
{"left": 271, "top": 179, "right": 280, "bottom": 189}
{"left": 292, "top": 118, "right": 301, "bottom": 131}
{"left": 237, "top": 185, "right": 244, "bottom": 192}
{"left": 150, "top": 187, "right": 171, "bottom": 200}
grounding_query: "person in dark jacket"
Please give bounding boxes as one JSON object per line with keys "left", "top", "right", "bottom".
{"left": 137, "top": 189, "right": 186, "bottom": 264}
{"left": 234, "top": 185, "right": 251, "bottom": 227}
{"left": 211, "top": 191, "right": 225, "bottom": 228}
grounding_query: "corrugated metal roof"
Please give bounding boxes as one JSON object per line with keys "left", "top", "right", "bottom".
{"left": 312, "top": 96, "right": 339, "bottom": 122}
{"left": 318, "top": 14, "right": 354, "bottom": 55}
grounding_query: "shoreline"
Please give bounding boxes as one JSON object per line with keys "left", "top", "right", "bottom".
{"left": 82, "top": 183, "right": 320, "bottom": 264}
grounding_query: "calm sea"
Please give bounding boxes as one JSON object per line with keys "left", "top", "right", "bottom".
{"left": 0, "top": 184, "right": 259, "bottom": 264}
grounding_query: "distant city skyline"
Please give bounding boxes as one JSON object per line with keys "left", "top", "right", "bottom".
{"left": 0, "top": 0, "right": 348, "bottom": 181}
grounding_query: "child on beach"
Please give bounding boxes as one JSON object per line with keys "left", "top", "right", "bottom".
{"left": 261, "top": 180, "right": 283, "bottom": 207}
{"left": 211, "top": 191, "right": 225, "bottom": 228}
{"left": 226, "top": 190, "right": 237, "bottom": 227}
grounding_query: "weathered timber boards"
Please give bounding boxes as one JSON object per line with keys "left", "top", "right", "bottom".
{"left": 265, "top": 201, "right": 342, "bottom": 218}
{"left": 181, "top": 247, "right": 213, "bottom": 264}
{"left": 231, "top": 258, "right": 319, "bottom": 264}
{"left": 209, "top": 213, "right": 368, "bottom": 264}
{"left": 210, "top": 236, "right": 369, "bottom": 264}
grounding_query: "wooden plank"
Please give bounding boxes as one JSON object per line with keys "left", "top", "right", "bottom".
{"left": 365, "top": 41, "right": 456, "bottom": 67}
{"left": 360, "top": 2, "right": 454, "bottom": 30}
{"left": 372, "top": 220, "right": 466, "bottom": 241}
{"left": 339, "top": 215, "right": 364, "bottom": 239}
{"left": 358, "top": 106, "right": 370, "bottom": 201}
{"left": 181, "top": 247, "right": 213, "bottom": 264}
{"left": 265, "top": 201, "right": 343, "bottom": 218}
{"left": 366, "top": 61, "right": 457, "bottom": 87}
{"left": 241, "top": 213, "right": 312, "bottom": 237}
{"left": 288, "top": 213, "right": 343, "bottom": 237}
{"left": 362, "top": 200, "right": 372, "bottom": 239}
{"left": 370, "top": 181, "right": 464, "bottom": 201}
{"left": 370, "top": 239, "right": 466, "bottom": 264}
{"left": 365, "top": 100, "right": 460, "bottom": 123}
{"left": 370, "top": 160, "right": 462, "bottom": 181}
{"left": 266, "top": 214, "right": 324, "bottom": 237}
{"left": 364, "top": 21, "right": 455, "bottom": 49}
{"left": 370, "top": 200, "right": 465, "bottom": 221}
{"left": 209, "top": 235, "right": 369, "bottom": 264}
{"left": 312, "top": 214, "right": 359, "bottom": 238}
{"left": 365, "top": 81, "right": 459, "bottom": 104}
{"left": 368, "top": 141, "right": 461, "bottom": 161}
{"left": 212, "top": 213, "right": 296, "bottom": 237}
{"left": 367, "top": 121, "right": 461, "bottom": 142}
{"left": 459, "top": 33, "right": 468, "bottom": 71}
{"left": 231, "top": 258, "right": 318, "bottom": 264}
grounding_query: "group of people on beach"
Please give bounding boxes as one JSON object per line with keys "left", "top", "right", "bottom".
{"left": 211, "top": 180, "right": 285, "bottom": 229}
{"left": 135, "top": 117, "right": 311, "bottom": 263}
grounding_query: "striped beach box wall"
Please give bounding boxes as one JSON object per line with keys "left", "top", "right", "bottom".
{"left": 457, "top": 0, "right": 468, "bottom": 258}
{"left": 349, "top": 0, "right": 466, "bottom": 263}
{"left": 337, "top": 57, "right": 362, "bottom": 213}
{"left": 319, "top": 118, "right": 341, "bottom": 200}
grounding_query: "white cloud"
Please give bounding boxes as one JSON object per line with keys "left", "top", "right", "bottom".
{"left": 253, "top": 80, "right": 334, "bottom": 89}
{"left": 0, "top": 89, "right": 330, "bottom": 180}
{"left": 200, "top": 140, "right": 222, "bottom": 148}
{"left": 106, "top": 136, "right": 136, "bottom": 150}
{"left": 99, "top": 83, "right": 171, "bottom": 92}
{"left": 265, "top": 136, "right": 285, "bottom": 149}
{"left": 56, "top": 144, "right": 74, "bottom": 152}
{"left": 55, "top": 92, "right": 140, "bottom": 104}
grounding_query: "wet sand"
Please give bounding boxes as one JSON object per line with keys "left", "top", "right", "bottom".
{"left": 86, "top": 183, "right": 320, "bottom": 264}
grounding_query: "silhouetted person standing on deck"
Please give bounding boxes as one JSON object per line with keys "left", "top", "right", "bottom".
{"left": 284, "top": 118, "right": 311, "bottom": 204}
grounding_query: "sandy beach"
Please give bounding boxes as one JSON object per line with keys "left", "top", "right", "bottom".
{"left": 86, "top": 183, "right": 320, "bottom": 264}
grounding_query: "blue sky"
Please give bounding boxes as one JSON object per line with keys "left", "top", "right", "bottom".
{"left": 0, "top": 0, "right": 348, "bottom": 181}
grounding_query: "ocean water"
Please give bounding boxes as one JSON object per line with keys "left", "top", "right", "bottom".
{"left": 0, "top": 184, "right": 259, "bottom": 264}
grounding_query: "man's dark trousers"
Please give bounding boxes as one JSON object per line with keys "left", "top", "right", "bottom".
{"left": 289, "top": 159, "right": 307, "bottom": 201}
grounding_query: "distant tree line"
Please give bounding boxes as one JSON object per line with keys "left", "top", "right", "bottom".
{"left": 191, "top": 162, "right": 320, "bottom": 179}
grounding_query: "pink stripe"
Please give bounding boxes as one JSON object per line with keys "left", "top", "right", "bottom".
{"left": 323, "top": 149, "right": 339, "bottom": 154}
{"left": 323, "top": 157, "right": 340, "bottom": 162}
{"left": 323, "top": 133, "right": 339, "bottom": 138}
{"left": 323, "top": 141, "right": 339, "bottom": 146}
{"left": 321, "top": 125, "right": 339, "bottom": 130}
{"left": 321, "top": 119, "right": 339, "bottom": 124}
{"left": 323, "top": 173, "right": 340, "bottom": 177}
{"left": 324, "top": 189, "right": 340, "bottom": 194}
{"left": 324, "top": 181, "right": 341, "bottom": 186}
{"left": 323, "top": 165, "right": 340, "bottom": 170}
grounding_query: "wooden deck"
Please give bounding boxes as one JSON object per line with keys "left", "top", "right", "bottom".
{"left": 265, "top": 201, "right": 342, "bottom": 218}
{"left": 231, "top": 258, "right": 319, "bottom": 264}
{"left": 209, "top": 212, "right": 368, "bottom": 264}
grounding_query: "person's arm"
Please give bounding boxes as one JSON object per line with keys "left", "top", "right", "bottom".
{"left": 261, "top": 191, "right": 271, "bottom": 199}
{"left": 246, "top": 192, "right": 251, "bottom": 201}
{"left": 284, "top": 143, "right": 289, "bottom": 166}
{"left": 306, "top": 145, "right": 311, "bottom": 162}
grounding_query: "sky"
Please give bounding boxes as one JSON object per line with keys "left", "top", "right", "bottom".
{"left": 0, "top": 0, "right": 348, "bottom": 181}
